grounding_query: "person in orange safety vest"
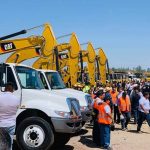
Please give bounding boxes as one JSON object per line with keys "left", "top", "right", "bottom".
{"left": 118, "top": 91, "right": 131, "bottom": 130}
{"left": 92, "top": 90, "right": 105, "bottom": 146}
{"left": 110, "top": 87, "right": 120, "bottom": 123}
{"left": 97, "top": 96, "right": 113, "bottom": 149}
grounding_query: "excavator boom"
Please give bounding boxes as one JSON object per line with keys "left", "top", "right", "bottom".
{"left": 3, "top": 23, "right": 55, "bottom": 64}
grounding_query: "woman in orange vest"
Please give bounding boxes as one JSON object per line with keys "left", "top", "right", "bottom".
{"left": 118, "top": 91, "right": 131, "bottom": 130}
{"left": 97, "top": 97, "right": 112, "bottom": 149}
{"left": 92, "top": 90, "right": 105, "bottom": 146}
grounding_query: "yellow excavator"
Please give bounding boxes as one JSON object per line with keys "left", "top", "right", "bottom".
{"left": 78, "top": 42, "right": 96, "bottom": 86}
{"left": 4, "top": 23, "right": 56, "bottom": 64}
{"left": 2, "top": 23, "right": 103, "bottom": 87}
{"left": 1, "top": 23, "right": 81, "bottom": 87}
{"left": 33, "top": 32, "right": 81, "bottom": 87}
{"left": 95, "top": 48, "right": 110, "bottom": 85}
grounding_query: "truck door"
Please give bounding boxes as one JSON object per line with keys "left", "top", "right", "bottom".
{"left": 0, "top": 64, "right": 22, "bottom": 100}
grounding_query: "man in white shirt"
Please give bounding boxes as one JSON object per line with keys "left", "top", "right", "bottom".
{"left": 0, "top": 82, "right": 20, "bottom": 149}
{"left": 137, "top": 92, "right": 150, "bottom": 132}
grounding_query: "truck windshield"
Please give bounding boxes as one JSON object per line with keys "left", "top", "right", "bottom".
{"left": 45, "top": 72, "right": 66, "bottom": 89}
{"left": 15, "top": 66, "right": 44, "bottom": 89}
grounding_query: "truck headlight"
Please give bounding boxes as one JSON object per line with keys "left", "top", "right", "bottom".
{"left": 55, "top": 111, "right": 71, "bottom": 118}
{"left": 80, "top": 106, "right": 89, "bottom": 111}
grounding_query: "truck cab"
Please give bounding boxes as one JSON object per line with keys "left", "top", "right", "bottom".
{"left": 0, "top": 63, "right": 82, "bottom": 150}
{"left": 38, "top": 69, "right": 93, "bottom": 125}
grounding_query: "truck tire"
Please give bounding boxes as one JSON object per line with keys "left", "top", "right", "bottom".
{"left": 52, "top": 133, "right": 71, "bottom": 148}
{"left": 16, "top": 117, "right": 54, "bottom": 150}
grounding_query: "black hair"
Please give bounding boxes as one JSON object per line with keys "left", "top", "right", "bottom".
{"left": 143, "top": 92, "right": 149, "bottom": 97}
{"left": 122, "top": 91, "right": 127, "bottom": 99}
{"left": 5, "top": 82, "right": 14, "bottom": 88}
{"left": 95, "top": 90, "right": 104, "bottom": 98}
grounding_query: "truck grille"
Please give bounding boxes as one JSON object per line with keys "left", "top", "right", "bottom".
{"left": 67, "top": 98, "right": 81, "bottom": 117}
{"left": 85, "top": 95, "right": 93, "bottom": 109}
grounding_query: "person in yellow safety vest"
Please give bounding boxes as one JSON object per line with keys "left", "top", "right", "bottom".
{"left": 83, "top": 82, "right": 90, "bottom": 93}
{"left": 118, "top": 91, "right": 131, "bottom": 131}
{"left": 97, "top": 93, "right": 113, "bottom": 150}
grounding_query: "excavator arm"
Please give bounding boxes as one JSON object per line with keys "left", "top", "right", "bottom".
{"left": 81, "top": 42, "right": 96, "bottom": 86}
{"left": 97, "top": 48, "right": 109, "bottom": 85}
{"left": 2, "top": 36, "right": 45, "bottom": 63}
{"left": 4, "top": 23, "right": 55, "bottom": 64}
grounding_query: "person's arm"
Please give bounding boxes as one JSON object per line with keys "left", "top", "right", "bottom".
{"left": 140, "top": 104, "right": 148, "bottom": 114}
{"left": 105, "top": 105, "right": 112, "bottom": 119}
{"left": 128, "top": 97, "right": 131, "bottom": 112}
{"left": 139, "top": 99, "right": 148, "bottom": 114}
{"left": 118, "top": 99, "right": 122, "bottom": 114}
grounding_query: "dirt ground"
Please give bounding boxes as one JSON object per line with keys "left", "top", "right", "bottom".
{"left": 61, "top": 122, "right": 150, "bottom": 150}
{"left": 13, "top": 121, "right": 150, "bottom": 150}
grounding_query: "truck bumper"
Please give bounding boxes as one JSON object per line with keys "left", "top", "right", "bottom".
{"left": 51, "top": 117, "right": 82, "bottom": 133}
{"left": 81, "top": 109, "right": 92, "bottom": 122}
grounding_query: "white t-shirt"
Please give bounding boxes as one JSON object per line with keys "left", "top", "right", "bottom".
{"left": 0, "top": 92, "right": 20, "bottom": 127}
{"left": 139, "top": 96, "right": 150, "bottom": 113}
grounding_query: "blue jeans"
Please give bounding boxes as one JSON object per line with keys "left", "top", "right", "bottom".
{"left": 132, "top": 108, "right": 139, "bottom": 123}
{"left": 3, "top": 125, "right": 16, "bottom": 150}
{"left": 137, "top": 111, "right": 150, "bottom": 131}
{"left": 121, "top": 112, "right": 131, "bottom": 129}
{"left": 99, "top": 124, "right": 111, "bottom": 148}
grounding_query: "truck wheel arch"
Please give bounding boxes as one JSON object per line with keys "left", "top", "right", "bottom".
{"left": 16, "top": 109, "right": 55, "bottom": 132}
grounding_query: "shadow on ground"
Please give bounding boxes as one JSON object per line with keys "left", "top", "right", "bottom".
{"left": 72, "top": 129, "right": 88, "bottom": 137}
{"left": 13, "top": 141, "right": 74, "bottom": 150}
{"left": 127, "top": 130, "right": 150, "bottom": 134}
{"left": 52, "top": 145, "right": 74, "bottom": 150}
{"left": 79, "top": 135, "right": 99, "bottom": 148}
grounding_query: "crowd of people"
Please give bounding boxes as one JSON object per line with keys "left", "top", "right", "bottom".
{"left": 81, "top": 80, "right": 150, "bottom": 150}
{"left": 0, "top": 80, "right": 150, "bottom": 150}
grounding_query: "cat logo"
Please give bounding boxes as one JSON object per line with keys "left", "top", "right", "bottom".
{"left": 0, "top": 42, "right": 16, "bottom": 51}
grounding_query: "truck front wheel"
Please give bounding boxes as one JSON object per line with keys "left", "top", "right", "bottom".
{"left": 16, "top": 117, "right": 54, "bottom": 150}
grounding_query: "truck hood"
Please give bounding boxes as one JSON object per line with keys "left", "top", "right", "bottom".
{"left": 52, "top": 88, "right": 89, "bottom": 107}
{"left": 21, "top": 89, "right": 70, "bottom": 112}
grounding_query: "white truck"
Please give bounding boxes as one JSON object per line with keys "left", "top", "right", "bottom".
{"left": 0, "top": 63, "right": 82, "bottom": 150}
{"left": 38, "top": 69, "right": 93, "bottom": 125}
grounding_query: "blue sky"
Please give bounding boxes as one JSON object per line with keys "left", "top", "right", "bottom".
{"left": 0, "top": 0, "right": 150, "bottom": 68}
